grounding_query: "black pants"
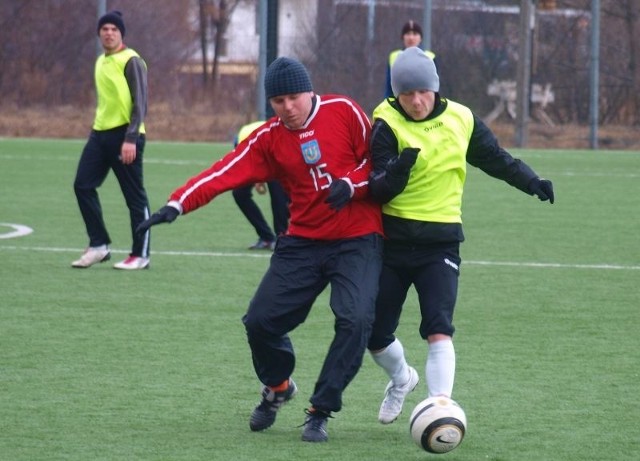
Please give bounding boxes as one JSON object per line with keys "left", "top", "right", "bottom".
{"left": 367, "top": 242, "right": 461, "bottom": 351}
{"left": 232, "top": 181, "right": 289, "bottom": 241}
{"left": 242, "top": 233, "right": 383, "bottom": 413}
{"left": 73, "top": 126, "right": 150, "bottom": 257}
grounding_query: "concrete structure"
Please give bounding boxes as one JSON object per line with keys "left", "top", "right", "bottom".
{"left": 223, "top": 0, "right": 318, "bottom": 62}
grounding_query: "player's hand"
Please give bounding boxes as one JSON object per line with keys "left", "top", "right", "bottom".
{"left": 325, "top": 179, "right": 353, "bottom": 211}
{"left": 254, "top": 183, "right": 267, "bottom": 195}
{"left": 120, "top": 141, "right": 137, "bottom": 165}
{"left": 136, "top": 205, "right": 180, "bottom": 234}
{"left": 529, "top": 178, "right": 555, "bottom": 204}
{"left": 387, "top": 147, "right": 420, "bottom": 175}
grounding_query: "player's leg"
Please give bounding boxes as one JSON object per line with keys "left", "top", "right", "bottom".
{"left": 110, "top": 132, "right": 151, "bottom": 269}
{"left": 368, "top": 246, "right": 417, "bottom": 424}
{"left": 232, "top": 184, "right": 276, "bottom": 247}
{"left": 71, "top": 130, "right": 112, "bottom": 267}
{"left": 267, "top": 180, "right": 289, "bottom": 236}
{"left": 302, "top": 233, "right": 383, "bottom": 441}
{"left": 414, "top": 244, "right": 460, "bottom": 398}
{"left": 243, "top": 236, "right": 327, "bottom": 431}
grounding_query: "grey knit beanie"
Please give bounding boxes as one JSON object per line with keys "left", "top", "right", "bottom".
{"left": 264, "top": 57, "right": 313, "bottom": 99}
{"left": 391, "top": 46, "right": 439, "bottom": 96}
{"left": 98, "top": 10, "right": 125, "bottom": 37}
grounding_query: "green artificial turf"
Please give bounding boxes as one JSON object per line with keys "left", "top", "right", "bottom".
{"left": 1, "top": 138, "right": 638, "bottom": 460}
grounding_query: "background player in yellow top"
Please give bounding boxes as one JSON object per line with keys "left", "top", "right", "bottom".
{"left": 232, "top": 121, "right": 289, "bottom": 250}
{"left": 383, "top": 20, "right": 436, "bottom": 99}
{"left": 71, "top": 11, "right": 151, "bottom": 270}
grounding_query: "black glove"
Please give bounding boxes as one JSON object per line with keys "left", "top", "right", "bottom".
{"left": 386, "top": 147, "right": 420, "bottom": 176}
{"left": 324, "top": 179, "right": 353, "bottom": 211}
{"left": 529, "top": 178, "right": 555, "bottom": 204}
{"left": 136, "top": 205, "right": 180, "bottom": 234}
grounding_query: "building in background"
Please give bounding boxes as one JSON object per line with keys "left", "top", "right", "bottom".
{"left": 215, "top": 0, "right": 318, "bottom": 63}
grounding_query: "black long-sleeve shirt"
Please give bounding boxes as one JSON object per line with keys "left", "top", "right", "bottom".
{"left": 123, "top": 56, "right": 147, "bottom": 143}
{"left": 369, "top": 97, "right": 540, "bottom": 245}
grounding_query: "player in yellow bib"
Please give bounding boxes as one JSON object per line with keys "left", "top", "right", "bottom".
{"left": 368, "top": 47, "right": 555, "bottom": 424}
{"left": 384, "top": 21, "right": 436, "bottom": 99}
{"left": 71, "top": 11, "right": 151, "bottom": 270}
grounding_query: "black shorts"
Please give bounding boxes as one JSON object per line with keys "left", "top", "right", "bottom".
{"left": 368, "top": 242, "right": 461, "bottom": 350}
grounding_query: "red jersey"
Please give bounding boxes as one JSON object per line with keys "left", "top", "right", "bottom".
{"left": 169, "top": 94, "right": 382, "bottom": 240}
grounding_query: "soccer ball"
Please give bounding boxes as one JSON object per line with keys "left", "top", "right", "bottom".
{"left": 409, "top": 396, "right": 467, "bottom": 454}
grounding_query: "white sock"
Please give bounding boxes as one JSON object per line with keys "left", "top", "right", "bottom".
{"left": 90, "top": 244, "right": 108, "bottom": 251}
{"left": 426, "top": 339, "right": 455, "bottom": 397}
{"left": 371, "top": 338, "right": 410, "bottom": 385}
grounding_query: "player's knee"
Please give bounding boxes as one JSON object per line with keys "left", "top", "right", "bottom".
{"left": 368, "top": 334, "right": 395, "bottom": 352}
{"left": 242, "top": 311, "right": 260, "bottom": 333}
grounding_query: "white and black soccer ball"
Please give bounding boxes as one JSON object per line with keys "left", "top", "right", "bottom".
{"left": 409, "top": 396, "right": 467, "bottom": 454}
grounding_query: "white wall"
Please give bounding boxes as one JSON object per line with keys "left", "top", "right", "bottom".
{"left": 277, "top": 0, "right": 317, "bottom": 60}
{"left": 223, "top": 0, "right": 318, "bottom": 62}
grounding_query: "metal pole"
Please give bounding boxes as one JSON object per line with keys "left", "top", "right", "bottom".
{"left": 423, "top": 0, "right": 432, "bottom": 50}
{"left": 588, "top": 0, "right": 600, "bottom": 149}
{"left": 264, "top": 0, "right": 278, "bottom": 118}
{"left": 96, "top": 0, "right": 106, "bottom": 56}
{"left": 367, "top": 0, "right": 375, "bottom": 42}
{"left": 257, "top": 0, "right": 267, "bottom": 120}
{"left": 515, "top": 0, "right": 534, "bottom": 147}
{"left": 256, "top": 0, "right": 278, "bottom": 120}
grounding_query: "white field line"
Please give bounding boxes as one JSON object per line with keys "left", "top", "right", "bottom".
{"left": 1, "top": 245, "right": 639, "bottom": 271}
{"left": 0, "top": 154, "right": 211, "bottom": 166}
{"left": 2, "top": 154, "right": 640, "bottom": 177}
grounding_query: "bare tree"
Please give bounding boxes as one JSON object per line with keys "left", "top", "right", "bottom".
{"left": 197, "top": 0, "right": 242, "bottom": 95}
{"left": 199, "top": 0, "right": 211, "bottom": 84}
{"left": 2, "top": 0, "right": 640, "bottom": 134}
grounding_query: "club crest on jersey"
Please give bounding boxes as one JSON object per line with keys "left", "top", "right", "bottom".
{"left": 301, "top": 139, "right": 321, "bottom": 164}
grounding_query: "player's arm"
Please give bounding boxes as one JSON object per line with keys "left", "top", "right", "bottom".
{"left": 338, "top": 102, "right": 375, "bottom": 201}
{"left": 466, "top": 115, "right": 554, "bottom": 203}
{"left": 172, "top": 136, "right": 273, "bottom": 213}
{"left": 137, "top": 139, "right": 271, "bottom": 233}
{"left": 368, "top": 119, "right": 418, "bottom": 203}
{"left": 124, "top": 57, "right": 147, "bottom": 143}
{"left": 325, "top": 102, "right": 373, "bottom": 210}
{"left": 325, "top": 155, "right": 370, "bottom": 211}
{"left": 383, "top": 62, "right": 393, "bottom": 99}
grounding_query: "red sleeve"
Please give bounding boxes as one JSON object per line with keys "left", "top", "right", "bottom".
{"left": 169, "top": 123, "right": 275, "bottom": 214}
{"left": 339, "top": 97, "right": 373, "bottom": 201}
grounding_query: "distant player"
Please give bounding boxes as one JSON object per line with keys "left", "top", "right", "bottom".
{"left": 383, "top": 20, "right": 437, "bottom": 99}
{"left": 232, "top": 120, "right": 289, "bottom": 250}
{"left": 71, "top": 10, "right": 151, "bottom": 270}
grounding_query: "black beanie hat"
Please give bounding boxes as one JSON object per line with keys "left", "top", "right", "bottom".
{"left": 401, "top": 20, "right": 422, "bottom": 38}
{"left": 98, "top": 10, "right": 125, "bottom": 37}
{"left": 264, "top": 57, "right": 313, "bottom": 99}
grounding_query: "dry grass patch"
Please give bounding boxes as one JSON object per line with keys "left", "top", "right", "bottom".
{"left": 1, "top": 103, "right": 639, "bottom": 150}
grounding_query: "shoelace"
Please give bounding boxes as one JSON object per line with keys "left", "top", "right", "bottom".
{"left": 298, "top": 408, "right": 332, "bottom": 428}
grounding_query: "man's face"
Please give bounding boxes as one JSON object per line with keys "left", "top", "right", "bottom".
{"left": 269, "top": 92, "right": 314, "bottom": 130}
{"left": 99, "top": 24, "right": 123, "bottom": 54}
{"left": 403, "top": 31, "right": 422, "bottom": 48}
{"left": 397, "top": 90, "right": 435, "bottom": 120}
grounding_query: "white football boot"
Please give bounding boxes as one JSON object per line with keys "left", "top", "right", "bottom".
{"left": 113, "top": 256, "right": 150, "bottom": 270}
{"left": 71, "top": 247, "right": 111, "bottom": 268}
{"left": 378, "top": 366, "right": 419, "bottom": 424}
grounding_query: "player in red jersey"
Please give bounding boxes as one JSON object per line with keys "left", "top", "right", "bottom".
{"left": 137, "top": 57, "right": 383, "bottom": 443}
